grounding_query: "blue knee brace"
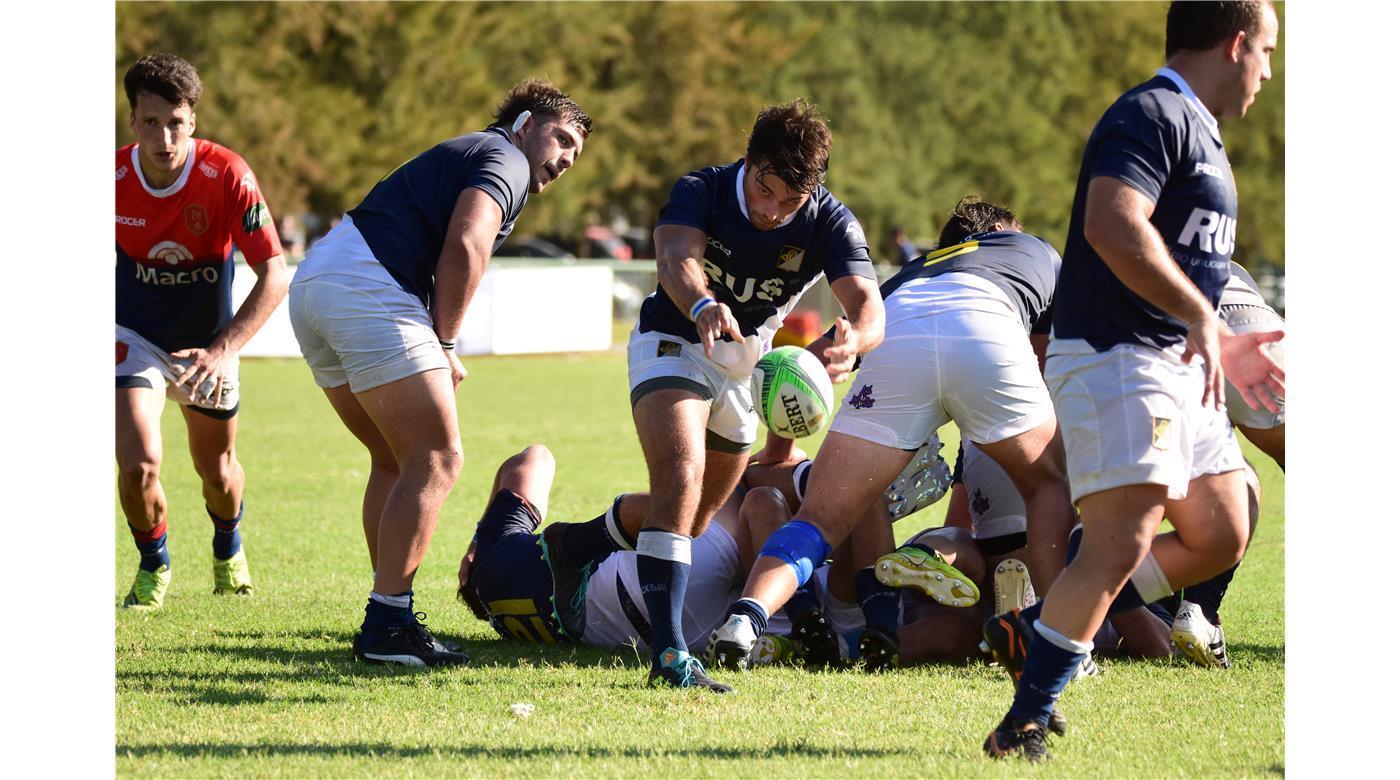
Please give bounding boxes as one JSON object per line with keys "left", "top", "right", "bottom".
{"left": 758, "top": 520, "right": 831, "bottom": 585}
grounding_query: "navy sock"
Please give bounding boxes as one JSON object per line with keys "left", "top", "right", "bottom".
{"left": 727, "top": 598, "right": 770, "bottom": 636}
{"left": 208, "top": 503, "right": 244, "bottom": 560}
{"left": 131, "top": 522, "right": 170, "bottom": 572}
{"left": 854, "top": 567, "right": 901, "bottom": 635}
{"left": 562, "top": 496, "right": 632, "bottom": 567}
{"left": 1007, "top": 626, "right": 1087, "bottom": 726}
{"left": 363, "top": 590, "right": 415, "bottom": 630}
{"left": 1020, "top": 600, "right": 1044, "bottom": 624}
{"left": 636, "top": 530, "right": 691, "bottom": 665}
{"left": 1183, "top": 563, "right": 1237, "bottom": 625}
{"left": 781, "top": 580, "right": 823, "bottom": 623}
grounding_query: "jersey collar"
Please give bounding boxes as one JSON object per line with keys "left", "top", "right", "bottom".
{"left": 734, "top": 161, "right": 802, "bottom": 230}
{"left": 131, "top": 139, "right": 197, "bottom": 198}
{"left": 1155, "top": 67, "right": 1222, "bottom": 144}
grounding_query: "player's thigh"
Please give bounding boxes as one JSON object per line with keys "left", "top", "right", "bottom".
{"left": 180, "top": 404, "right": 239, "bottom": 475}
{"left": 493, "top": 445, "right": 557, "bottom": 518}
{"left": 320, "top": 384, "right": 396, "bottom": 469}
{"left": 1237, "top": 423, "right": 1284, "bottom": 468}
{"left": 799, "top": 431, "right": 914, "bottom": 542}
{"left": 353, "top": 369, "right": 461, "bottom": 467}
{"left": 1074, "top": 484, "right": 1168, "bottom": 574}
{"left": 1165, "top": 469, "right": 1250, "bottom": 559}
{"left": 975, "top": 416, "right": 1065, "bottom": 497}
{"left": 631, "top": 387, "right": 711, "bottom": 490}
{"left": 116, "top": 386, "right": 166, "bottom": 469}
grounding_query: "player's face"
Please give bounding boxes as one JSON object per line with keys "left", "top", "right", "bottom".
{"left": 129, "top": 92, "right": 195, "bottom": 176}
{"left": 742, "top": 161, "right": 811, "bottom": 231}
{"left": 1228, "top": 4, "right": 1278, "bottom": 119}
{"left": 519, "top": 117, "right": 586, "bottom": 194}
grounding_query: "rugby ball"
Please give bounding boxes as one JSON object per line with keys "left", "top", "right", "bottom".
{"left": 751, "top": 346, "right": 834, "bottom": 439}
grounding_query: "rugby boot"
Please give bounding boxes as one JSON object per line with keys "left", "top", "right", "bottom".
{"left": 749, "top": 633, "right": 798, "bottom": 666}
{"left": 538, "top": 524, "right": 592, "bottom": 640}
{"left": 875, "top": 545, "right": 979, "bottom": 607}
{"left": 1171, "top": 600, "right": 1231, "bottom": 669}
{"left": 212, "top": 549, "right": 254, "bottom": 596}
{"left": 1070, "top": 654, "right": 1102, "bottom": 682}
{"left": 706, "top": 613, "right": 759, "bottom": 670}
{"left": 992, "top": 558, "right": 1036, "bottom": 615}
{"left": 790, "top": 606, "right": 845, "bottom": 669}
{"left": 983, "top": 719, "right": 1050, "bottom": 762}
{"left": 857, "top": 625, "right": 900, "bottom": 672}
{"left": 353, "top": 613, "right": 470, "bottom": 667}
{"left": 982, "top": 609, "right": 1067, "bottom": 735}
{"left": 122, "top": 564, "right": 172, "bottom": 610}
{"left": 647, "top": 647, "right": 733, "bottom": 693}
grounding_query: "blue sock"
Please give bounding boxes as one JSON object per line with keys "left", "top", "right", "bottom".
{"left": 1020, "top": 600, "right": 1044, "bottom": 624}
{"left": 728, "top": 597, "right": 771, "bottom": 636}
{"left": 363, "top": 590, "right": 415, "bottom": 630}
{"left": 562, "top": 496, "right": 633, "bottom": 567}
{"left": 782, "top": 580, "right": 822, "bottom": 623}
{"left": 636, "top": 529, "right": 691, "bottom": 665}
{"left": 208, "top": 503, "right": 243, "bottom": 560}
{"left": 130, "top": 521, "right": 170, "bottom": 572}
{"left": 1183, "top": 563, "right": 1237, "bottom": 624}
{"left": 854, "top": 567, "right": 901, "bottom": 635}
{"left": 1007, "top": 623, "right": 1089, "bottom": 726}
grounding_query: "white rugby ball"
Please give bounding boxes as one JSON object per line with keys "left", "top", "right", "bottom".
{"left": 751, "top": 346, "right": 834, "bottom": 439}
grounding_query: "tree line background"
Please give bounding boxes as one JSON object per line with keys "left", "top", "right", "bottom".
{"left": 115, "top": 1, "right": 1284, "bottom": 270}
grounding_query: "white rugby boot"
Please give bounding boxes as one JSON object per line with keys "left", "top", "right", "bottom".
{"left": 1171, "top": 600, "right": 1231, "bottom": 669}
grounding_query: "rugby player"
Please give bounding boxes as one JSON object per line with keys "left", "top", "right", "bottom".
{"left": 116, "top": 54, "right": 289, "bottom": 609}
{"left": 536, "top": 100, "right": 884, "bottom": 691}
{"left": 707, "top": 198, "right": 1076, "bottom": 674}
{"left": 981, "top": 1, "right": 1282, "bottom": 761}
{"left": 288, "top": 80, "right": 591, "bottom": 666}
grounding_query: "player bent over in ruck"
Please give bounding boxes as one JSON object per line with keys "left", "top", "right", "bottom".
{"left": 115, "top": 54, "right": 290, "bottom": 609}
{"left": 289, "top": 80, "right": 591, "bottom": 666}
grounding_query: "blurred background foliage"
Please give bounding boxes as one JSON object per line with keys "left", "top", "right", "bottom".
{"left": 116, "top": 1, "right": 1283, "bottom": 269}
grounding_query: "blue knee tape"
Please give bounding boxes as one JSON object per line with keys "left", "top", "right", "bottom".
{"left": 758, "top": 520, "right": 832, "bottom": 585}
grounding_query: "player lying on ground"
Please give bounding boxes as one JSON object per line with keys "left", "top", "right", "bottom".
{"left": 116, "top": 53, "right": 289, "bottom": 609}
{"left": 706, "top": 198, "right": 1076, "bottom": 674}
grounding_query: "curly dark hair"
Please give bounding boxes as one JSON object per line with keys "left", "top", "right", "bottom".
{"left": 1166, "top": 0, "right": 1272, "bottom": 58}
{"left": 936, "top": 197, "right": 1021, "bottom": 249}
{"left": 492, "top": 79, "right": 593, "bottom": 138}
{"left": 746, "top": 99, "right": 831, "bottom": 194}
{"left": 124, "top": 53, "right": 203, "bottom": 111}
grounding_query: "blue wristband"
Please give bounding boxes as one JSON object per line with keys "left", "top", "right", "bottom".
{"left": 689, "top": 297, "right": 717, "bottom": 321}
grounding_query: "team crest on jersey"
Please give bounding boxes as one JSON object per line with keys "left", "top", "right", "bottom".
{"left": 199, "top": 161, "right": 220, "bottom": 179}
{"left": 149, "top": 241, "right": 194, "bottom": 266}
{"left": 657, "top": 340, "right": 682, "bottom": 358}
{"left": 777, "top": 245, "right": 804, "bottom": 273}
{"left": 185, "top": 204, "right": 209, "bottom": 235}
{"left": 115, "top": 165, "right": 128, "bottom": 181}
{"left": 116, "top": 340, "right": 129, "bottom": 366}
{"left": 1150, "top": 416, "right": 1173, "bottom": 450}
{"left": 243, "top": 202, "right": 270, "bottom": 233}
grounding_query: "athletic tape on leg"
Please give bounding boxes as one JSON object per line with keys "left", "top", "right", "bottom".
{"left": 758, "top": 520, "right": 831, "bottom": 585}
{"left": 605, "top": 495, "right": 635, "bottom": 551}
{"left": 1129, "top": 550, "right": 1174, "bottom": 604}
{"left": 635, "top": 529, "right": 691, "bottom": 564}
{"left": 1034, "top": 619, "right": 1094, "bottom": 655}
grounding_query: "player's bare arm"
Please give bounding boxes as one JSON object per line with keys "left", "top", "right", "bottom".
{"left": 431, "top": 188, "right": 506, "bottom": 388}
{"left": 1082, "top": 176, "right": 1224, "bottom": 406}
{"left": 653, "top": 223, "right": 741, "bottom": 357}
{"left": 172, "top": 253, "right": 289, "bottom": 402}
{"left": 824, "top": 274, "right": 884, "bottom": 384}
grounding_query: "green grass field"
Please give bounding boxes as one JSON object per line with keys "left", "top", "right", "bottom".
{"left": 116, "top": 351, "right": 1283, "bottom": 777}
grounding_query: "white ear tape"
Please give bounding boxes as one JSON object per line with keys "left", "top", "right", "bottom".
{"left": 511, "top": 110, "right": 532, "bottom": 133}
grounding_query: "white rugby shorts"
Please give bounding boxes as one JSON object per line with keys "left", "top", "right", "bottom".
{"left": 288, "top": 215, "right": 448, "bottom": 393}
{"left": 960, "top": 436, "right": 1028, "bottom": 541}
{"left": 626, "top": 327, "right": 759, "bottom": 453}
{"left": 829, "top": 273, "right": 1053, "bottom": 450}
{"left": 115, "top": 324, "right": 240, "bottom": 414}
{"left": 582, "top": 521, "right": 742, "bottom": 654}
{"left": 1045, "top": 339, "right": 1246, "bottom": 503}
{"left": 1221, "top": 305, "right": 1285, "bottom": 430}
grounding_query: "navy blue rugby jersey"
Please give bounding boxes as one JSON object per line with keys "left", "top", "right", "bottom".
{"left": 348, "top": 127, "right": 530, "bottom": 307}
{"left": 879, "top": 230, "right": 1061, "bottom": 335}
{"left": 1054, "top": 69, "right": 1239, "bottom": 351}
{"left": 640, "top": 160, "right": 876, "bottom": 343}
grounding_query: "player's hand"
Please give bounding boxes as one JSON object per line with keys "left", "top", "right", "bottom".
{"left": 822, "top": 318, "right": 859, "bottom": 384}
{"left": 696, "top": 301, "right": 742, "bottom": 359}
{"left": 1220, "top": 329, "right": 1285, "bottom": 413}
{"left": 171, "top": 343, "right": 230, "bottom": 406}
{"left": 1181, "top": 316, "right": 1224, "bottom": 409}
{"left": 445, "top": 349, "right": 467, "bottom": 389}
{"left": 456, "top": 539, "right": 489, "bottom": 621}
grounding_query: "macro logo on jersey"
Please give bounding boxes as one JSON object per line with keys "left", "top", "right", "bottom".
{"left": 185, "top": 205, "right": 209, "bottom": 235}
{"left": 778, "top": 246, "right": 805, "bottom": 272}
{"left": 149, "top": 241, "right": 194, "bottom": 266}
{"left": 242, "top": 202, "right": 270, "bottom": 234}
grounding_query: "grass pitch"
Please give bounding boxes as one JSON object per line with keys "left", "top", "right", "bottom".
{"left": 116, "top": 352, "right": 1284, "bottom": 777}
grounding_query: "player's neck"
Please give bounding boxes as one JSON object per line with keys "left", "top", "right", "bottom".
{"left": 1163, "top": 56, "right": 1225, "bottom": 118}
{"left": 138, "top": 141, "right": 191, "bottom": 190}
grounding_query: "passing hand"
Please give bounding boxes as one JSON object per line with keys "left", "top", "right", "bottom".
{"left": 446, "top": 349, "right": 467, "bottom": 389}
{"left": 1181, "top": 316, "right": 1225, "bottom": 409}
{"left": 695, "top": 301, "right": 743, "bottom": 359}
{"left": 822, "top": 318, "right": 859, "bottom": 384}
{"left": 1220, "top": 329, "right": 1285, "bottom": 413}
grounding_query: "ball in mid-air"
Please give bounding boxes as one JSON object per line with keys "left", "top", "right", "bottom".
{"left": 751, "top": 346, "right": 834, "bottom": 439}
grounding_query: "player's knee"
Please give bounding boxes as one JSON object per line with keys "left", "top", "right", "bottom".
{"left": 118, "top": 456, "right": 161, "bottom": 493}
{"left": 519, "top": 444, "right": 555, "bottom": 472}
{"left": 758, "top": 519, "right": 832, "bottom": 583}
{"left": 740, "top": 487, "right": 790, "bottom": 534}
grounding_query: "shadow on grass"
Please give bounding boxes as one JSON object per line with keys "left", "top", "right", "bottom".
{"left": 1230, "top": 643, "right": 1285, "bottom": 664}
{"left": 116, "top": 740, "right": 898, "bottom": 761}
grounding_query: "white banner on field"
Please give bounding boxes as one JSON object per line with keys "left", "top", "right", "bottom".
{"left": 236, "top": 262, "right": 613, "bottom": 357}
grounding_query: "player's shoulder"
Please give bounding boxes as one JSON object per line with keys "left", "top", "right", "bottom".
{"left": 676, "top": 160, "right": 737, "bottom": 189}
{"left": 194, "top": 138, "right": 253, "bottom": 176}
{"left": 115, "top": 144, "right": 136, "bottom": 182}
{"left": 1104, "top": 75, "right": 1189, "bottom": 128}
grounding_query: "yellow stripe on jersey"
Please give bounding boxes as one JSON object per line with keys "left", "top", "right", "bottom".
{"left": 922, "top": 240, "right": 981, "bottom": 266}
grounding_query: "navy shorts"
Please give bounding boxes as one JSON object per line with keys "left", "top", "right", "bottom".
{"left": 470, "top": 490, "right": 564, "bottom": 643}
